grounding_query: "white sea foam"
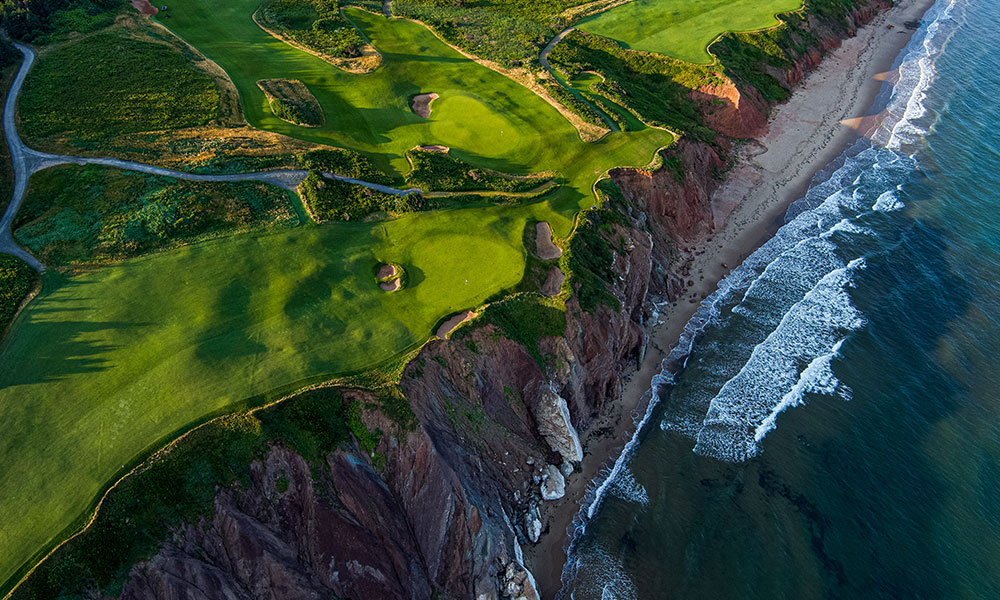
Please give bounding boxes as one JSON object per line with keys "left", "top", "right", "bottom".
{"left": 559, "top": 3, "right": 958, "bottom": 595}
{"left": 753, "top": 338, "right": 850, "bottom": 443}
{"left": 609, "top": 467, "right": 649, "bottom": 505}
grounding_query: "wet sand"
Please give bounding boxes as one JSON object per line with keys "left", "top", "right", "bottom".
{"left": 524, "top": 0, "right": 939, "bottom": 596}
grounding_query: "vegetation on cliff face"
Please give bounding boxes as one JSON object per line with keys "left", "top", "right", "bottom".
{"left": 7, "top": 387, "right": 388, "bottom": 600}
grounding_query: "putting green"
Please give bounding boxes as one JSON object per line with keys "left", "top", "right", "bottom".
{"left": 576, "top": 0, "right": 803, "bottom": 64}
{"left": 0, "top": 3, "right": 674, "bottom": 589}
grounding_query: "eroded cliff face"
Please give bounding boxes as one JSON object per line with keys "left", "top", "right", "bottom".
{"left": 111, "top": 219, "right": 653, "bottom": 600}
{"left": 105, "top": 3, "right": 893, "bottom": 599}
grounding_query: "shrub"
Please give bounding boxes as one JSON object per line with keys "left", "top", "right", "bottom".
{"left": 19, "top": 31, "right": 220, "bottom": 144}
{"left": 257, "top": 0, "right": 365, "bottom": 59}
{"left": 13, "top": 165, "right": 296, "bottom": 266}
{"left": 296, "top": 148, "right": 393, "bottom": 184}
{"left": 404, "top": 149, "right": 543, "bottom": 193}
{"left": 0, "top": 254, "right": 36, "bottom": 331}
{"left": 299, "top": 171, "right": 422, "bottom": 221}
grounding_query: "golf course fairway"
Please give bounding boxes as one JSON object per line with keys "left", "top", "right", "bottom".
{"left": 577, "top": 0, "right": 803, "bottom": 64}
{"left": 0, "top": 3, "right": 672, "bottom": 589}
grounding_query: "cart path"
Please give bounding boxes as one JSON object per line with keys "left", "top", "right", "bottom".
{"left": 0, "top": 43, "right": 418, "bottom": 272}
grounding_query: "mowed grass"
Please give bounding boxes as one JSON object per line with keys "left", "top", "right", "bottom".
{"left": 0, "top": 4, "right": 672, "bottom": 588}
{"left": 576, "top": 0, "right": 803, "bottom": 64}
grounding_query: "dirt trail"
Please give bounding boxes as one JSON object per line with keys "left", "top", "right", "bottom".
{"left": 0, "top": 44, "right": 414, "bottom": 272}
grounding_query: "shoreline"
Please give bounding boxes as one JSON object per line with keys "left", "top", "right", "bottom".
{"left": 524, "top": 0, "right": 940, "bottom": 596}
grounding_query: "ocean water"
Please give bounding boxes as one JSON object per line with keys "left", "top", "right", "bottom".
{"left": 559, "top": 1, "right": 1000, "bottom": 597}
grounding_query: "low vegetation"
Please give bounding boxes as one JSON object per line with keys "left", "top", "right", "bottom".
{"left": 540, "top": 79, "right": 609, "bottom": 129}
{"left": 8, "top": 387, "right": 384, "bottom": 600}
{"left": 404, "top": 149, "right": 544, "bottom": 193}
{"left": 0, "top": 255, "right": 36, "bottom": 333}
{"left": 257, "top": 79, "right": 325, "bottom": 126}
{"left": 549, "top": 31, "right": 720, "bottom": 140}
{"left": 19, "top": 30, "right": 220, "bottom": 147}
{"left": 392, "top": 0, "right": 566, "bottom": 66}
{"left": 299, "top": 172, "right": 422, "bottom": 221}
{"left": 575, "top": 0, "right": 802, "bottom": 64}
{"left": 564, "top": 180, "right": 629, "bottom": 313}
{"left": 13, "top": 165, "right": 297, "bottom": 266}
{"left": 256, "top": 0, "right": 366, "bottom": 59}
{"left": 296, "top": 148, "right": 393, "bottom": 184}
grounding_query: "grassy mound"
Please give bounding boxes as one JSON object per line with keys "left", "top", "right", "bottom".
{"left": 256, "top": 0, "right": 379, "bottom": 71}
{"left": 299, "top": 172, "right": 422, "bottom": 221}
{"left": 576, "top": 0, "right": 803, "bottom": 64}
{"left": 19, "top": 30, "right": 220, "bottom": 145}
{"left": 404, "top": 149, "right": 546, "bottom": 193}
{"left": 13, "top": 165, "right": 298, "bottom": 266}
{"left": 257, "top": 78, "right": 325, "bottom": 126}
{"left": 0, "top": 255, "right": 36, "bottom": 333}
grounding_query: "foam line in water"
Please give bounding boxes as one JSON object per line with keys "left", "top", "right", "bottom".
{"left": 753, "top": 337, "right": 849, "bottom": 443}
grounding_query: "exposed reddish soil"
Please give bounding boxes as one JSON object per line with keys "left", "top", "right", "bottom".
{"left": 131, "top": 0, "right": 158, "bottom": 14}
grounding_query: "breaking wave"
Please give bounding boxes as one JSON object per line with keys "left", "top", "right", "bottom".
{"left": 559, "top": 2, "right": 960, "bottom": 596}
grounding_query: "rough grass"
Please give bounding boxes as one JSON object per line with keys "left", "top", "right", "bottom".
{"left": 8, "top": 386, "right": 381, "bottom": 600}
{"left": 299, "top": 172, "right": 421, "bottom": 221}
{"left": 257, "top": 0, "right": 366, "bottom": 59}
{"left": 404, "top": 149, "right": 544, "bottom": 193}
{"left": 0, "top": 255, "right": 36, "bottom": 332}
{"left": 19, "top": 30, "right": 220, "bottom": 145}
{"left": 13, "top": 165, "right": 298, "bottom": 266}
{"left": 0, "top": 3, "right": 673, "bottom": 589}
{"left": 257, "top": 78, "right": 325, "bottom": 126}
{"left": 576, "top": 0, "right": 803, "bottom": 64}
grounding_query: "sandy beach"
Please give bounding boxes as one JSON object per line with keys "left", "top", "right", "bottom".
{"left": 525, "top": 0, "right": 939, "bottom": 596}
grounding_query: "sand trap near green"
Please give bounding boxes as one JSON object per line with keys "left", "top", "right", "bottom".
{"left": 576, "top": 0, "right": 802, "bottom": 64}
{"left": 0, "top": 3, "right": 674, "bottom": 589}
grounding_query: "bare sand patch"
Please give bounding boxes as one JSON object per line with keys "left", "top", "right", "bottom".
{"left": 412, "top": 93, "right": 439, "bottom": 118}
{"left": 535, "top": 222, "right": 562, "bottom": 259}
{"left": 379, "top": 279, "right": 401, "bottom": 292}
{"left": 418, "top": 144, "right": 449, "bottom": 152}
{"left": 541, "top": 266, "right": 565, "bottom": 297}
{"left": 436, "top": 310, "right": 477, "bottom": 339}
{"left": 376, "top": 264, "right": 397, "bottom": 280}
{"left": 525, "top": 0, "right": 940, "bottom": 595}
{"left": 130, "top": 0, "right": 157, "bottom": 15}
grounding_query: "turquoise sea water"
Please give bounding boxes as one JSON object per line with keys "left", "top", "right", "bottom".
{"left": 560, "top": 1, "right": 1000, "bottom": 597}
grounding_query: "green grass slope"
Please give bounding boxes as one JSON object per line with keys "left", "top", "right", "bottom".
{"left": 576, "top": 0, "right": 802, "bottom": 64}
{"left": 0, "top": 2, "right": 675, "bottom": 588}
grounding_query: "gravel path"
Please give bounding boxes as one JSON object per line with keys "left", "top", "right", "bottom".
{"left": 0, "top": 43, "right": 416, "bottom": 272}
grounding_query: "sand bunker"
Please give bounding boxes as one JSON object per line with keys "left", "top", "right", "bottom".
{"left": 418, "top": 145, "right": 450, "bottom": 153}
{"left": 412, "top": 93, "right": 439, "bottom": 118}
{"left": 379, "top": 279, "right": 401, "bottom": 292}
{"left": 541, "top": 266, "right": 565, "bottom": 297}
{"left": 376, "top": 263, "right": 403, "bottom": 292}
{"left": 436, "top": 310, "right": 478, "bottom": 339}
{"left": 376, "top": 264, "right": 397, "bottom": 280}
{"left": 535, "top": 222, "right": 563, "bottom": 259}
{"left": 131, "top": 0, "right": 157, "bottom": 14}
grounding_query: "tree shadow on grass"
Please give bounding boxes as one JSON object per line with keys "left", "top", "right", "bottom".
{"left": 0, "top": 277, "right": 147, "bottom": 386}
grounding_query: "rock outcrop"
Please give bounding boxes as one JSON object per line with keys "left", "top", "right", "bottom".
{"left": 97, "top": 2, "right": 896, "bottom": 599}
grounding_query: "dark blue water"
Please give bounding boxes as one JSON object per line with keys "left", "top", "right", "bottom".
{"left": 560, "top": 1, "right": 1000, "bottom": 597}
